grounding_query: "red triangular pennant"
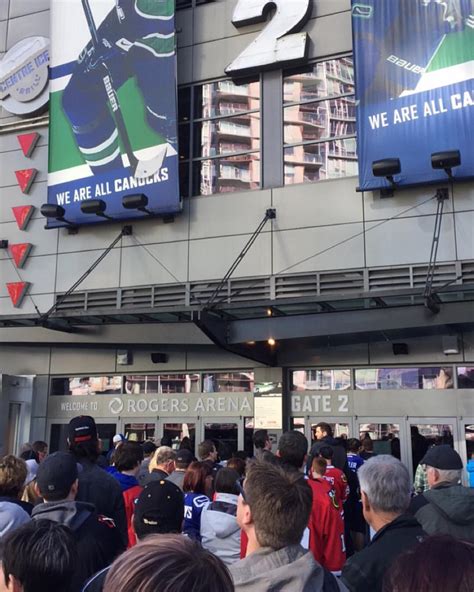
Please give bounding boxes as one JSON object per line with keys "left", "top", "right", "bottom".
{"left": 17, "top": 133, "right": 40, "bottom": 157}
{"left": 9, "top": 243, "right": 32, "bottom": 268}
{"left": 15, "top": 169, "right": 37, "bottom": 194}
{"left": 12, "top": 205, "right": 35, "bottom": 230}
{"left": 6, "top": 282, "right": 30, "bottom": 308}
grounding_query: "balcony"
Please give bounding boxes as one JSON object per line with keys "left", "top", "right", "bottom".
{"left": 217, "top": 120, "right": 252, "bottom": 138}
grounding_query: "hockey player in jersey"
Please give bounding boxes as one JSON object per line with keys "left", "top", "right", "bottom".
{"left": 62, "top": 0, "right": 176, "bottom": 175}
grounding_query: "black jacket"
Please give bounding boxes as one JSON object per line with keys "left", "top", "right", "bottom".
{"left": 341, "top": 514, "right": 425, "bottom": 592}
{"left": 75, "top": 458, "right": 128, "bottom": 547}
{"left": 308, "top": 437, "right": 347, "bottom": 471}
{"left": 32, "top": 500, "right": 124, "bottom": 592}
{"left": 142, "top": 468, "right": 169, "bottom": 485}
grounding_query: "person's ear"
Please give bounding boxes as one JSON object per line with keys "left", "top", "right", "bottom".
{"left": 34, "top": 481, "right": 42, "bottom": 498}
{"left": 276, "top": 450, "right": 281, "bottom": 458}
{"left": 70, "top": 479, "right": 79, "bottom": 498}
{"left": 6, "top": 574, "right": 23, "bottom": 592}
{"left": 240, "top": 500, "right": 253, "bottom": 528}
{"left": 361, "top": 490, "right": 370, "bottom": 513}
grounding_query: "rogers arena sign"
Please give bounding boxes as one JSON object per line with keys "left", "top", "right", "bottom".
{"left": 0, "top": 37, "right": 50, "bottom": 116}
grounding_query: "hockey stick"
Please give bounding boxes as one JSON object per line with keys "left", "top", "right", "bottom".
{"left": 81, "top": 0, "right": 169, "bottom": 179}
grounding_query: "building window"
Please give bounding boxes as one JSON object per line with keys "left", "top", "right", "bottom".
{"left": 290, "top": 369, "right": 351, "bottom": 391}
{"left": 457, "top": 367, "right": 474, "bottom": 388}
{"left": 283, "top": 57, "right": 357, "bottom": 185}
{"left": 178, "top": 78, "right": 261, "bottom": 197}
{"left": 125, "top": 374, "right": 200, "bottom": 394}
{"left": 355, "top": 367, "right": 454, "bottom": 390}
{"left": 50, "top": 376, "right": 123, "bottom": 396}
{"left": 203, "top": 371, "right": 255, "bottom": 393}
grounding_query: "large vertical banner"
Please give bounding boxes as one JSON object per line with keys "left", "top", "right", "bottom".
{"left": 48, "top": 0, "right": 180, "bottom": 227}
{"left": 352, "top": 1, "right": 474, "bottom": 191}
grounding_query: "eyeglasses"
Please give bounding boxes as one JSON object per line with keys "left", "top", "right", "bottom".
{"left": 235, "top": 478, "right": 247, "bottom": 502}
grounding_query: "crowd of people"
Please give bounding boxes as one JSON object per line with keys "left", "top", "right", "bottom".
{"left": 0, "top": 417, "right": 473, "bottom": 591}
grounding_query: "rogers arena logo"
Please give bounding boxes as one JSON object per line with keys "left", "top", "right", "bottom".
{"left": 0, "top": 37, "right": 50, "bottom": 116}
{"left": 109, "top": 397, "right": 124, "bottom": 415}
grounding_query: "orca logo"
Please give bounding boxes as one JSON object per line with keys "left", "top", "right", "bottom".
{"left": 352, "top": 4, "right": 373, "bottom": 18}
{"left": 109, "top": 397, "right": 124, "bottom": 415}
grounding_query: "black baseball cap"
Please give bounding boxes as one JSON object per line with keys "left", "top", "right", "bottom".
{"left": 68, "top": 416, "right": 98, "bottom": 444}
{"left": 133, "top": 480, "right": 184, "bottom": 538}
{"left": 36, "top": 452, "right": 78, "bottom": 499}
{"left": 142, "top": 441, "right": 157, "bottom": 455}
{"left": 421, "top": 445, "right": 463, "bottom": 470}
{"left": 176, "top": 449, "right": 194, "bottom": 466}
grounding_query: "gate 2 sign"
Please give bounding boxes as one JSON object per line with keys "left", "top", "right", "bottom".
{"left": 0, "top": 37, "right": 50, "bottom": 116}
{"left": 226, "top": 0, "right": 312, "bottom": 75}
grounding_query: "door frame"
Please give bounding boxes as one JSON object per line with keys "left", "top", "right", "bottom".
{"left": 157, "top": 418, "right": 199, "bottom": 455}
{"left": 459, "top": 417, "right": 474, "bottom": 486}
{"left": 407, "top": 416, "right": 459, "bottom": 478}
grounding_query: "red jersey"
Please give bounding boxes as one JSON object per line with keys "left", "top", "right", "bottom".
{"left": 323, "top": 465, "right": 349, "bottom": 506}
{"left": 123, "top": 484, "right": 142, "bottom": 547}
{"left": 307, "top": 478, "right": 346, "bottom": 573}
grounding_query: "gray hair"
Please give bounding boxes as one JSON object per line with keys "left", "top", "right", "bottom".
{"left": 150, "top": 446, "right": 176, "bottom": 470}
{"left": 358, "top": 455, "right": 411, "bottom": 514}
{"left": 427, "top": 466, "right": 462, "bottom": 485}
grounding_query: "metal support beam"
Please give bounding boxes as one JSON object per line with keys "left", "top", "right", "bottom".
{"left": 228, "top": 300, "right": 474, "bottom": 344}
{"left": 194, "top": 310, "right": 277, "bottom": 366}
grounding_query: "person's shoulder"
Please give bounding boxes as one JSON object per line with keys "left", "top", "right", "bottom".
{"left": 408, "top": 493, "right": 429, "bottom": 515}
{"left": 82, "top": 566, "right": 110, "bottom": 592}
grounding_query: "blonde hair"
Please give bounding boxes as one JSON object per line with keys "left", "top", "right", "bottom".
{"left": 0, "top": 456, "right": 27, "bottom": 498}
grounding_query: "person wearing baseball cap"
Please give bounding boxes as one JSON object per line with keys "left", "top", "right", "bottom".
{"left": 166, "top": 448, "right": 194, "bottom": 491}
{"left": 83, "top": 479, "right": 184, "bottom": 592}
{"left": 32, "top": 452, "right": 124, "bottom": 591}
{"left": 67, "top": 416, "right": 127, "bottom": 548}
{"left": 409, "top": 445, "right": 474, "bottom": 541}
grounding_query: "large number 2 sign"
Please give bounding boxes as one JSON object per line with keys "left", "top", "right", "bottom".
{"left": 225, "top": 0, "right": 312, "bottom": 75}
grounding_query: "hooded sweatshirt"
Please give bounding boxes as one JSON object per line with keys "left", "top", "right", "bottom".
{"left": 230, "top": 544, "right": 347, "bottom": 592}
{"left": 32, "top": 500, "right": 124, "bottom": 592}
{"left": 409, "top": 483, "right": 474, "bottom": 542}
{"left": 200, "top": 492, "right": 240, "bottom": 565}
{"left": 0, "top": 501, "right": 30, "bottom": 538}
{"left": 107, "top": 469, "right": 142, "bottom": 548}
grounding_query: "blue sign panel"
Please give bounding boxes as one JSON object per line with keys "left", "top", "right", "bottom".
{"left": 47, "top": 0, "right": 180, "bottom": 227}
{"left": 352, "top": 0, "right": 474, "bottom": 191}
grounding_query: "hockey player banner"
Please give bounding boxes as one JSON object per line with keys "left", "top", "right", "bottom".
{"left": 352, "top": 0, "right": 474, "bottom": 191}
{"left": 47, "top": 0, "right": 180, "bottom": 227}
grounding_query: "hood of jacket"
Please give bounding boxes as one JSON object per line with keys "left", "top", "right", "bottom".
{"left": 32, "top": 500, "right": 95, "bottom": 531}
{"left": 108, "top": 469, "right": 139, "bottom": 492}
{"left": 425, "top": 484, "right": 474, "bottom": 525}
{"left": 202, "top": 493, "right": 239, "bottom": 538}
{"left": 230, "top": 545, "right": 337, "bottom": 592}
{"left": 0, "top": 501, "right": 30, "bottom": 538}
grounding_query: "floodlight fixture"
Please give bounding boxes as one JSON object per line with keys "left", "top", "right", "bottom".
{"left": 372, "top": 158, "right": 401, "bottom": 197}
{"left": 40, "top": 204, "right": 78, "bottom": 230}
{"left": 431, "top": 150, "right": 461, "bottom": 179}
{"left": 122, "top": 194, "right": 152, "bottom": 215}
{"left": 80, "top": 199, "right": 113, "bottom": 219}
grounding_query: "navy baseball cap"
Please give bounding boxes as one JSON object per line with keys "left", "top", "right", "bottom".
{"left": 421, "top": 445, "right": 463, "bottom": 470}
{"left": 36, "top": 452, "right": 78, "bottom": 499}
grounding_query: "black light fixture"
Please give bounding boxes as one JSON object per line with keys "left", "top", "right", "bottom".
{"left": 122, "top": 194, "right": 152, "bottom": 215}
{"left": 0, "top": 240, "right": 8, "bottom": 249}
{"left": 431, "top": 150, "right": 461, "bottom": 179}
{"left": 80, "top": 199, "right": 113, "bottom": 219}
{"left": 372, "top": 158, "right": 401, "bottom": 197}
{"left": 392, "top": 342, "right": 409, "bottom": 356}
{"left": 40, "top": 204, "right": 78, "bottom": 231}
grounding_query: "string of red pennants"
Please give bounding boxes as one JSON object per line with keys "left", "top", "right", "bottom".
{"left": 4, "top": 133, "right": 41, "bottom": 307}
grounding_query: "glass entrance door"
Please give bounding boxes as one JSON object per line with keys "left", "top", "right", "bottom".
{"left": 306, "top": 417, "right": 354, "bottom": 449}
{"left": 462, "top": 418, "right": 474, "bottom": 486}
{"left": 200, "top": 417, "right": 242, "bottom": 461}
{"left": 356, "top": 418, "right": 408, "bottom": 466}
{"left": 47, "top": 419, "right": 117, "bottom": 456}
{"left": 120, "top": 419, "right": 157, "bottom": 444}
{"left": 157, "top": 419, "right": 198, "bottom": 454}
{"left": 408, "top": 417, "right": 458, "bottom": 478}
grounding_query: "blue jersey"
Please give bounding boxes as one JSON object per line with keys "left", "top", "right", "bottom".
{"left": 347, "top": 453, "right": 364, "bottom": 473}
{"left": 184, "top": 493, "right": 210, "bottom": 541}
